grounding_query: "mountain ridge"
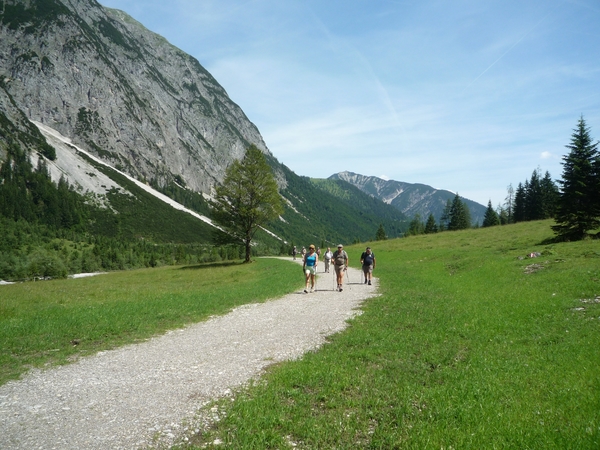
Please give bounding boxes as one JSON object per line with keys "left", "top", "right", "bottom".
{"left": 330, "top": 171, "right": 487, "bottom": 225}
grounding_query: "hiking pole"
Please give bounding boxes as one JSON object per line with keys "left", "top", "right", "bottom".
{"left": 332, "top": 268, "right": 335, "bottom": 291}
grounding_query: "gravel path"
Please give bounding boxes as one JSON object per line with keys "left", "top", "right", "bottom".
{"left": 0, "top": 260, "right": 378, "bottom": 449}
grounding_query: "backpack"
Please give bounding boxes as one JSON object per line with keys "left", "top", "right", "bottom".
{"left": 334, "top": 250, "right": 347, "bottom": 266}
{"left": 362, "top": 252, "right": 374, "bottom": 265}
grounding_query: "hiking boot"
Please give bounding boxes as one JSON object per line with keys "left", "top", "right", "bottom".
{"left": 364, "top": 279, "right": 367, "bottom": 284}
{"left": 304, "top": 289, "right": 308, "bottom": 293}
{"left": 310, "top": 288, "right": 314, "bottom": 293}
{"left": 368, "top": 280, "right": 372, "bottom": 285}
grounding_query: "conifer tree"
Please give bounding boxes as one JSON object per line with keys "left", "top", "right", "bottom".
{"left": 424, "top": 213, "right": 438, "bottom": 234}
{"left": 482, "top": 200, "right": 500, "bottom": 227}
{"left": 439, "top": 199, "right": 452, "bottom": 231}
{"left": 540, "top": 171, "right": 559, "bottom": 219}
{"left": 375, "top": 223, "right": 387, "bottom": 240}
{"left": 526, "top": 169, "right": 544, "bottom": 220}
{"left": 447, "top": 194, "right": 471, "bottom": 230}
{"left": 513, "top": 182, "right": 526, "bottom": 223}
{"left": 552, "top": 117, "right": 600, "bottom": 240}
{"left": 407, "top": 213, "right": 425, "bottom": 236}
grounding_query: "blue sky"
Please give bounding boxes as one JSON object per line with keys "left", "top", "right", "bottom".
{"left": 99, "top": 0, "right": 600, "bottom": 207}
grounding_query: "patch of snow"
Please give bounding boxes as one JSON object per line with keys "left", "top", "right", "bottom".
{"left": 32, "top": 121, "right": 222, "bottom": 231}
{"left": 69, "top": 272, "right": 108, "bottom": 279}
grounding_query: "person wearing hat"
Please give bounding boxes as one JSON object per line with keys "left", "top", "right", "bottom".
{"left": 332, "top": 244, "right": 348, "bottom": 292}
{"left": 360, "top": 246, "right": 376, "bottom": 285}
{"left": 303, "top": 244, "right": 319, "bottom": 293}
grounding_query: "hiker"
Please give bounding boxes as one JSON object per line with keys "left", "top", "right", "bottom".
{"left": 292, "top": 246, "right": 297, "bottom": 260}
{"left": 323, "top": 247, "right": 333, "bottom": 273}
{"left": 316, "top": 247, "right": 321, "bottom": 258}
{"left": 360, "top": 246, "right": 376, "bottom": 285}
{"left": 301, "top": 246, "right": 306, "bottom": 260}
{"left": 332, "top": 244, "right": 348, "bottom": 292}
{"left": 303, "top": 244, "right": 318, "bottom": 293}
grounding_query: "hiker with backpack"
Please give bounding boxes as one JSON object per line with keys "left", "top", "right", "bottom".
{"left": 332, "top": 244, "right": 348, "bottom": 292}
{"left": 360, "top": 246, "right": 376, "bottom": 285}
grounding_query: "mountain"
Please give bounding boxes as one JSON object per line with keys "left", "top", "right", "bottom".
{"left": 0, "top": 0, "right": 270, "bottom": 194}
{"left": 330, "top": 171, "right": 487, "bottom": 226}
{"left": 0, "top": 0, "right": 409, "bottom": 250}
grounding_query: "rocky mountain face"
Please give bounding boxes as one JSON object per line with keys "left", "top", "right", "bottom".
{"left": 330, "top": 171, "right": 487, "bottom": 225}
{"left": 0, "top": 0, "right": 273, "bottom": 194}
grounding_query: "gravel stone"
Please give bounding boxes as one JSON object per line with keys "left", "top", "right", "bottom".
{"left": 0, "top": 261, "right": 378, "bottom": 449}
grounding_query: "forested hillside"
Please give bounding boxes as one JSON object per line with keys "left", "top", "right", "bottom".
{"left": 265, "top": 163, "right": 408, "bottom": 248}
{"left": 0, "top": 141, "right": 236, "bottom": 282}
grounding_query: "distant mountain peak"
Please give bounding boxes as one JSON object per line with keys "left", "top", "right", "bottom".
{"left": 330, "top": 172, "right": 486, "bottom": 224}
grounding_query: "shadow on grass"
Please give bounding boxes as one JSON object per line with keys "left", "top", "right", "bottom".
{"left": 178, "top": 261, "right": 243, "bottom": 271}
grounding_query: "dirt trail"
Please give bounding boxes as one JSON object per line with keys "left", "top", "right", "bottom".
{"left": 0, "top": 259, "right": 378, "bottom": 449}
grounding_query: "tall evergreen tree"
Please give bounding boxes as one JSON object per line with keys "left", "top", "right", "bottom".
{"left": 407, "top": 213, "right": 425, "bottom": 236}
{"left": 552, "top": 117, "right": 600, "bottom": 240}
{"left": 540, "top": 171, "right": 559, "bottom": 219}
{"left": 424, "top": 213, "right": 438, "bottom": 234}
{"left": 482, "top": 200, "right": 500, "bottom": 227}
{"left": 375, "top": 223, "right": 387, "bottom": 240}
{"left": 211, "top": 145, "right": 283, "bottom": 262}
{"left": 439, "top": 199, "right": 452, "bottom": 231}
{"left": 447, "top": 194, "right": 471, "bottom": 231}
{"left": 526, "top": 169, "right": 544, "bottom": 220}
{"left": 513, "top": 182, "right": 526, "bottom": 223}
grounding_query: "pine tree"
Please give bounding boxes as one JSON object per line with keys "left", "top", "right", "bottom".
{"left": 439, "top": 199, "right": 452, "bottom": 231}
{"left": 552, "top": 117, "right": 600, "bottom": 240}
{"left": 526, "top": 169, "right": 544, "bottom": 220}
{"left": 513, "top": 182, "right": 526, "bottom": 223}
{"left": 540, "top": 171, "right": 559, "bottom": 219}
{"left": 375, "top": 223, "right": 387, "bottom": 240}
{"left": 447, "top": 194, "right": 471, "bottom": 230}
{"left": 407, "top": 213, "right": 424, "bottom": 236}
{"left": 482, "top": 200, "right": 500, "bottom": 227}
{"left": 424, "top": 213, "right": 438, "bottom": 234}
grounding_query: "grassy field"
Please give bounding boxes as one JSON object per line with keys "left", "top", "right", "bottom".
{"left": 180, "top": 220, "right": 600, "bottom": 449}
{"left": 0, "top": 258, "right": 302, "bottom": 385}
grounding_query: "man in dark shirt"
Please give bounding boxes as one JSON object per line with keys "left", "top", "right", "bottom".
{"left": 360, "top": 246, "right": 376, "bottom": 285}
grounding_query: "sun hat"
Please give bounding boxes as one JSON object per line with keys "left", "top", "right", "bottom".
{"left": 337, "top": 244, "right": 343, "bottom": 248}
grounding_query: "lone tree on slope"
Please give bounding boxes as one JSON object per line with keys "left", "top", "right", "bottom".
{"left": 211, "top": 144, "right": 283, "bottom": 262}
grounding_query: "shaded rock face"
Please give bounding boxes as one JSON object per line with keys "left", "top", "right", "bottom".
{"left": 0, "top": 0, "right": 271, "bottom": 193}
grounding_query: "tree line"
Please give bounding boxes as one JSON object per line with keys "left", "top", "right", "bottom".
{"left": 0, "top": 142, "right": 245, "bottom": 281}
{"left": 404, "top": 193, "right": 473, "bottom": 236}
{"left": 404, "top": 117, "right": 600, "bottom": 241}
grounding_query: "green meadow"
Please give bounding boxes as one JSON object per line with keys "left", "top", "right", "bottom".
{"left": 0, "top": 259, "right": 301, "bottom": 385}
{"left": 1, "top": 220, "right": 599, "bottom": 448}
{"left": 183, "top": 220, "right": 600, "bottom": 449}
